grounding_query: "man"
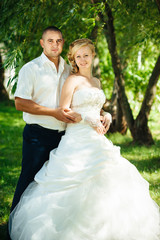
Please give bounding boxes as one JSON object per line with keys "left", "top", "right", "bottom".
{"left": 10, "top": 26, "right": 80, "bottom": 212}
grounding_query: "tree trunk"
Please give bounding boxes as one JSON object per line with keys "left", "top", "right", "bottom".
{"left": 132, "top": 55, "right": 160, "bottom": 144}
{"left": 93, "top": 0, "right": 159, "bottom": 144}
{"left": 116, "top": 98, "right": 128, "bottom": 134}
{"left": 104, "top": 79, "right": 128, "bottom": 134}
{"left": 99, "top": 1, "right": 130, "bottom": 133}
{"left": 91, "top": 0, "right": 128, "bottom": 134}
{"left": 0, "top": 53, "right": 9, "bottom": 101}
{"left": 155, "top": 0, "right": 160, "bottom": 13}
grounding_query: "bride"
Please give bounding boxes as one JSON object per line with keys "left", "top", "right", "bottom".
{"left": 9, "top": 38, "right": 160, "bottom": 240}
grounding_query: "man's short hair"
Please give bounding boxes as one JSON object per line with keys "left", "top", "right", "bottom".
{"left": 42, "top": 26, "right": 63, "bottom": 38}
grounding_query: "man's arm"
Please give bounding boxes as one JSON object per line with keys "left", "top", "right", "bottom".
{"left": 15, "top": 97, "right": 76, "bottom": 123}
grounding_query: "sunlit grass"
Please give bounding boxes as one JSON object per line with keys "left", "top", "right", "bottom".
{"left": 0, "top": 100, "right": 160, "bottom": 239}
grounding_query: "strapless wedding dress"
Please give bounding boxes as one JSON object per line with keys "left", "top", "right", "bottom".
{"left": 9, "top": 88, "right": 160, "bottom": 240}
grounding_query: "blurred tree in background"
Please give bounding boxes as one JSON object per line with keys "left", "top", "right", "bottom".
{"left": 0, "top": 0, "right": 160, "bottom": 145}
{"left": 92, "top": 0, "right": 160, "bottom": 144}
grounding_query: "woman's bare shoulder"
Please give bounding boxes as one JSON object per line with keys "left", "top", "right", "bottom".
{"left": 63, "top": 74, "right": 83, "bottom": 91}
{"left": 64, "top": 74, "right": 77, "bottom": 85}
{"left": 93, "top": 77, "right": 101, "bottom": 88}
{"left": 65, "top": 74, "right": 84, "bottom": 84}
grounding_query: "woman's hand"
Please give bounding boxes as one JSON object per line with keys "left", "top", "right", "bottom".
{"left": 82, "top": 116, "right": 106, "bottom": 135}
{"left": 93, "top": 121, "right": 106, "bottom": 135}
{"left": 100, "top": 112, "right": 112, "bottom": 134}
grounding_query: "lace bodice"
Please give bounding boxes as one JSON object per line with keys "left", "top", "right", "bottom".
{"left": 71, "top": 87, "right": 106, "bottom": 119}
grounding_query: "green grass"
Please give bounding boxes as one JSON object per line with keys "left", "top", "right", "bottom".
{"left": 0, "top": 100, "right": 160, "bottom": 239}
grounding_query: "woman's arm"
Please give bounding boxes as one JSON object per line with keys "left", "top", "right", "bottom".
{"left": 93, "top": 78, "right": 112, "bottom": 133}
{"left": 59, "top": 75, "right": 82, "bottom": 122}
{"left": 59, "top": 75, "right": 76, "bottom": 109}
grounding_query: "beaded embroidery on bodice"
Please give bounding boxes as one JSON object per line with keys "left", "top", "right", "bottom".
{"left": 71, "top": 87, "right": 106, "bottom": 117}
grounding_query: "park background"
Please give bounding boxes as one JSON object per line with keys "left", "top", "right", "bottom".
{"left": 0, "top": 0, "right": 160, "bottom": 239}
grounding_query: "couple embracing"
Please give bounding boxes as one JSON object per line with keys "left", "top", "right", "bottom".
{"left": 9, "top": 26, "right": 160, "bottom": 240}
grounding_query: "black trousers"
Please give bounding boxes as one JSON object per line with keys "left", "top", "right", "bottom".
{"left": 10, "top": 124, "right": 64, "bottom": 212}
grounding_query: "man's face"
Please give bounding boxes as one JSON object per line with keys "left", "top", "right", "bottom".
{"left": 40, "top": 30, "right": 64, "bottom": 60}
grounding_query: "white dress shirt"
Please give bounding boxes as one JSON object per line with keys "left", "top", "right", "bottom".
{"left": 14, "top": 53, "right": 70, "bottom": 131}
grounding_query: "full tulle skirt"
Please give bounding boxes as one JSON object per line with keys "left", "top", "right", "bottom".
{"left": 9, "top": 123, "right": 160, "bottom": 240}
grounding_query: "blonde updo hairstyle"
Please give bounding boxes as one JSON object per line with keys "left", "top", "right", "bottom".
{"left": 68, "top": 38, "right": 95, "bottom": 74}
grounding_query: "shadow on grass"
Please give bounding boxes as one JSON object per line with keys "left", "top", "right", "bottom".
{"left": 129, "top": 157, "right": 160, "bottom": 173}
{"left": 117, "top": 138, "right": 160, "bottom": 174}
{"left": 117, "top": 138, "right": 160, "bottom": 149}
{"left": 0, "top": 223, "right": 7, "bottom": 240}
{"left": 0, "top": 102, "right": 23, "bottom": 229}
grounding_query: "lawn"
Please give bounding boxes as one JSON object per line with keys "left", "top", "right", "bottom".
{"left": 0, "top": 100, "right": 160, "bottom": 239}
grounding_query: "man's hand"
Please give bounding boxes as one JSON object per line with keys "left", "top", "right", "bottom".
{"left": 100, "top": 112, "right": 112, "bottom": 134}
{"left": 64, "top": 109, "right": 82, "bottom": 123}
{"left": 54, "top": 108, "right": 82, "bottom": 123}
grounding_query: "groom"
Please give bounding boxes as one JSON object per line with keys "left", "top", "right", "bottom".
{"left": 10, "top": 26, "right": 79, "bottom": 213}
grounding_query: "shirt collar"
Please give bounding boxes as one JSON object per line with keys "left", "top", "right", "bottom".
{"left": 40, "top": 52, "right": 64, "bottom": 73}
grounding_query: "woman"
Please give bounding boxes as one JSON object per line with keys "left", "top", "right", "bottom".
{"left": 9, "top": 39, "right": 160, "bottom": 240}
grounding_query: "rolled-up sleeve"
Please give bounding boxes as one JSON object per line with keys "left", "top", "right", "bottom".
{"left": 14, "top": 64, "right": 34, "bottom": 100}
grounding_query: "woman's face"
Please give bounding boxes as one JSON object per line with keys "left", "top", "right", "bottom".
{"left": 74, "top": 46, "right": 94, "bottom": 70}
